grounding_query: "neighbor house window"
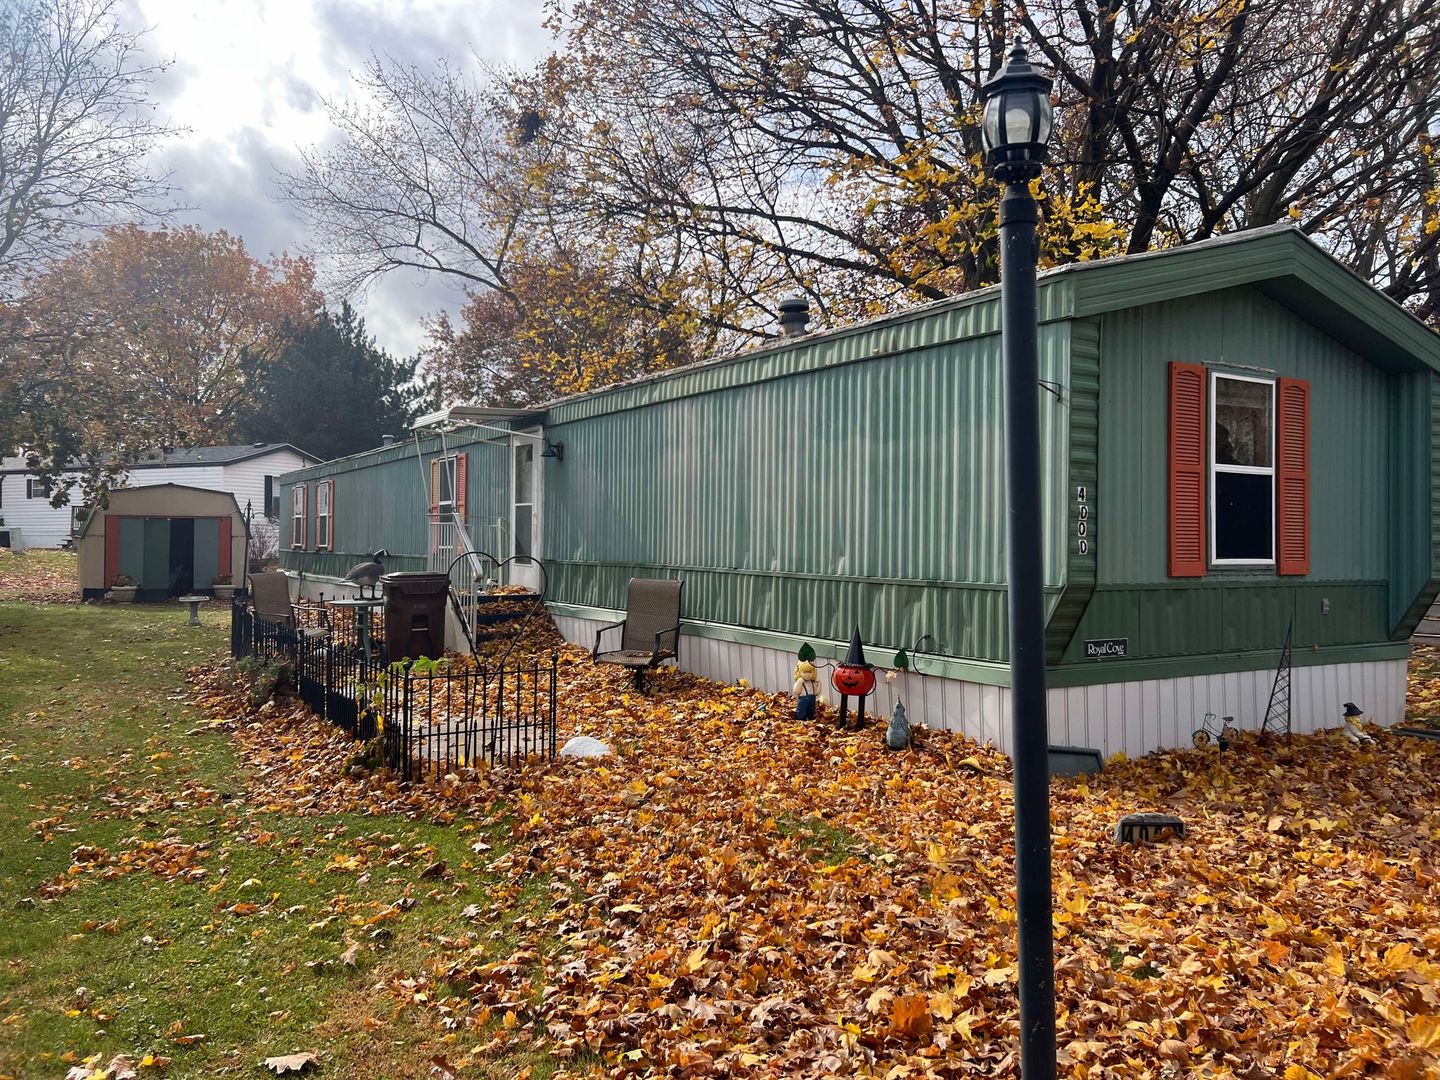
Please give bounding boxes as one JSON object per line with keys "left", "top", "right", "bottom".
{"left": 264, "top": 475, "right": 277, "bottom": 520}
{"left": 1211, "top": 373, "right": 1274, "bottom": 565}
{"left": 27, "top": 478, "right": 49, "bottom": 500}
{"left": 315, "top": 480, "right": 332, "bottom": 550}
{"left": 291, "top": 485, "right": 306, "bottom": 548}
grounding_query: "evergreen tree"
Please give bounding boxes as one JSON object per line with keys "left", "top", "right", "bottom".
{"left": 240, "top": 302, "right": 423, "bottom": 461}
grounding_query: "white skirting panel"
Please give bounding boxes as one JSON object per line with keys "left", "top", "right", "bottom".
{"left": 552, "top": 613, "right": 1407, "bottom": 759}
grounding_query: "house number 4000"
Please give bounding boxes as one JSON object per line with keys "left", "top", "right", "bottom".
{"left": 1076, "top": 485, "right": 1091, "bottom": 556}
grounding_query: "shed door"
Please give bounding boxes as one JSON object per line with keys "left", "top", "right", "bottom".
{"left": 141, "top": 518, "right": 171, "bottom": 590}
{"left": 117, "top": 517, "right": 145, "bottom": 584}
{"left": 193, "top": 518, "right": 220, "bottom": 589}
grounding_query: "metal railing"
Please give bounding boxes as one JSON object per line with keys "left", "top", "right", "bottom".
{"left": 230, "top": 600, "right": 556, "bottom": 776}
{"left": 430, "top": 512, "right": 495, "bottom": 644}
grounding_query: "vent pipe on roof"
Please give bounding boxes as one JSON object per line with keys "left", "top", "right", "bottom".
{"left": 778, "top": 294, "right": 811, "bottom": 337}
{"left": 381, "top": 434, "right": 396, "bottom": 447}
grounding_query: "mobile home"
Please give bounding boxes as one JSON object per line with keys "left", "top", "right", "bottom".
{"left": 277, "top": 227, "right": 1440, "bottom": 757}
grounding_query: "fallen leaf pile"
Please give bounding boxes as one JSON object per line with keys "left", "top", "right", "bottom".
{"left": 186, "top": 631, "right": 1440, "bottom": 1077}
{"left": 0, "top": 547, "right": 78, "bottom": 603}
{"left": 1407, "top": 645, "right": 1440, "bottom": 726}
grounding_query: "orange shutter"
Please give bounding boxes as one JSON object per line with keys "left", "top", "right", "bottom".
{"left": 1275, "top": 378, "right": 1310, "bottom": 576}
{"left": 455, "top": 453, "right": 468, "bottom": 523}
{"left": 1169, "top": 362, "right": 1208, "bottom": 577}
{"left": 429, "top": 459, "right": 440, "bottom": 518}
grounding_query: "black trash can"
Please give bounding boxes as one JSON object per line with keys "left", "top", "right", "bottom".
{"left": 381, "top": 571, "right": 449, "bottom": 661}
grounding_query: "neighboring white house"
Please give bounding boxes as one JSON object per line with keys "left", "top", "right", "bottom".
{"left": 0, "top": 443, "right": 318, "bottom": 549}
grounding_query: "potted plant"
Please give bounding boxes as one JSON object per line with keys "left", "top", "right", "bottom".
{"left": 109, "top": 574, "right": 138, "bottom": 603}
{"left": 211, "top": 573, "right": 235, "bottom": 601}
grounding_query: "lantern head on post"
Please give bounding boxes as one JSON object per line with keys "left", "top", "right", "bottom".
{"left": 980, "top": 39, "right": 1054, "bottom": 184}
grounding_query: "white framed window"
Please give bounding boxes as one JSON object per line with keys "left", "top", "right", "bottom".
{"left": 315, "top": 480, "right": 331, "bottom": 550}
{"left": 291, "top": 484, "right": 306, "bottom": 549}
{"left": 27, "top": 478, "right": 49, "bottom": 500}
{"left": 1210, "top": 372, "right": 1275, "bottom": 566}
{"left": 264, "top": 475, "right": 277, "bottom": 520}
{"left": 437, "top": 456, "right": 457, "bottom": 511}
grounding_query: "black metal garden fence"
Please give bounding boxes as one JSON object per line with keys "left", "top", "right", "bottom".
{"left": 230, "top": 600, "right": 557, "bottom": 777}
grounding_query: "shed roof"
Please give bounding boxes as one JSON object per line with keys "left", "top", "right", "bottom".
{"left": 76, "top": 484, "right": 244, "bottom": 539}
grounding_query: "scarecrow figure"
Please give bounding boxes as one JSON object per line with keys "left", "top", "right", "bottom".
{"left": 832, "top": 627, "right": 876, "bottom": 731}
{"left": 792, "top": 658, "right": 821, "bottom": 721}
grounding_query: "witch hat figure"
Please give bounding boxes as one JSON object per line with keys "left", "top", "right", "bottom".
{"left": 832, "top": 625, "right": 877, "bottom": 731}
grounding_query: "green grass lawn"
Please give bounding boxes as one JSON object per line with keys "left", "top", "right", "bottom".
{"left": 0, "top": 602, "right": 553, "bottom": 1079}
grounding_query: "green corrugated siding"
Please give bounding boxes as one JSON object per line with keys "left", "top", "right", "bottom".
{"left": 1096, "top": 286, "right": 1392, "bottom": 586}
{"left": 277, "top": 432, "right": 510, "bottom": 577}
{"left": 1047, "top": 317, "right": 1100, "bottom": 662}
{"left": 1056, "top": 283, "right": 1433, "bottom": 664}
{"left": 543, "top": 321, "right": 1072, "bottom": 661}
{"left": 1387, "top": 372, "right": 1440, "bottom": 637}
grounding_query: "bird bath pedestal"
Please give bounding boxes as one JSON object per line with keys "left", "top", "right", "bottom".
{"left": 330, "top": 596, "right": 386, "bottom": 663}
{"left": 176, "top": 594, "right": 210, "bottom": 626}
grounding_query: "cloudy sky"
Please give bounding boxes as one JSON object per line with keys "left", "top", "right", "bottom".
{"left": 123, "top": 0, "right": 553, "bottom": 356}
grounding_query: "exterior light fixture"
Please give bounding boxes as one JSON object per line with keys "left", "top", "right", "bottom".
{"left": 541, "top": 438, "right": 565, "bottom": 462}
{"left": 979, "top": 34, "right": 1058, "bottom": 1080}
{"left": 980, "top": 40, "right": 1054, "bottom": 184}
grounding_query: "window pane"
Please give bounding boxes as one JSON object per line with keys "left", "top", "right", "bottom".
{"left": 438, "top": 459, "right": 455, "bottom": 505}
{"left": 514, "top": 506, "right": 532, "bottom": 564}
{"left": 515, "top": 444, "right": 534, "bottom": 504}
{"left": 1214, "top": 378, "right": 1272, "bottom": 467}
{"left": 317, "top": 483, "right": 329, "bottom": 515}
{"left": 1215, "top": 471, "right": 1273, "bottom": 561}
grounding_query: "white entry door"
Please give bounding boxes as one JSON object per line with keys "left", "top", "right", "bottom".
{"left": 510, "top": 431, "right": 541, "bottom": 590}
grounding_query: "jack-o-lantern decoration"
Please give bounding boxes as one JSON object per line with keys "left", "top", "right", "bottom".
{"left": 833, "top": 661, "right": 876, "bottom": 697}
{"left": 832, "top": 627, "right": 875, "bottom": 732}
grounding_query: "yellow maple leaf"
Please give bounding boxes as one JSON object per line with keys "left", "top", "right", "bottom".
{"left": 1410, "top": 1014, "right": 1440, "bottom": 1050}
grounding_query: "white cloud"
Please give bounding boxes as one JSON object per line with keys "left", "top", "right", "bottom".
{"left": 125, "top": 0, "right": 553, "bottom": 356}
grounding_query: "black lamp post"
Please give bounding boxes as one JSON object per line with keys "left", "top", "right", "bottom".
{"left": 980, "top": 38, "right": 1057, "bottom": 1080}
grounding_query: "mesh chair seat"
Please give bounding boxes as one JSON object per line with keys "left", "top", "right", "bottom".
{"left": 592, "top": 578, "right": 683, "bottom": 689}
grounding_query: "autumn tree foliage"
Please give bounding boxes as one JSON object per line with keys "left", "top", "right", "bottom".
{"left": 287, "top": 0, "right": 1440, "bottom": 407}
{"left": 0, "top": 0, "right": 173, "bottom": 297}
{"left": 284, "top": 58, "right": 722, "bottom": 406}
{"left": 423, "top": 241, "right": 711, "bottom": 406}
{"left": 554, "top": 0, "right": 1440, "bottom": 323}
{"left": 10, "top": 226, "right": 320, "bottom": 503}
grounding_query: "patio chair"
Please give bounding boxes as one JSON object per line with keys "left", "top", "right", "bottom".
{"left": 591, "top": 578, "right": 683, "bottom": 689}
{"left": 249, "top": 572, "right": 329, "bottom": 640}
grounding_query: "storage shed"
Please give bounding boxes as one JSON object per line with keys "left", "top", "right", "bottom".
{"left": 77, "top": 484, "right": 246, "bottom": 600}
{"left": 276, "top": 226, "right": 1440, "bottom": 757}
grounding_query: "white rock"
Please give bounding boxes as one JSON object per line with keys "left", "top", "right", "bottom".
{"left": 559, "top": 735, "right": 612, "bottom": 758}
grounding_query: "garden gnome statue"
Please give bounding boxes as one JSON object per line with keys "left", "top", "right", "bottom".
{"left": 886, "top": 699, "right": 911, "bottom": 750}
{"left": 793, "top": 658, "right": 820, "bottom": 721}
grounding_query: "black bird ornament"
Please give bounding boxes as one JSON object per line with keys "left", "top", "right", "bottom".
{"left": 344, "top": 549, "right": 389, "bottom": 598}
